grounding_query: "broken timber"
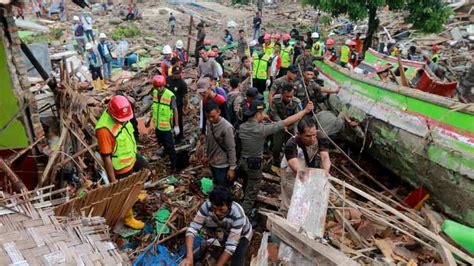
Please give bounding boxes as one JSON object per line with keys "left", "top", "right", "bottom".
{"left": 266, "top": 213, "right": 359, "bottom": 266}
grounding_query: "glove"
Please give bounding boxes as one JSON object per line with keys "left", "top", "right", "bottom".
{"left": 173, "top": 126, "right": 180, "bottom": 136}
{"left": 266, "top": 79, "right": 271, "bottom": 88}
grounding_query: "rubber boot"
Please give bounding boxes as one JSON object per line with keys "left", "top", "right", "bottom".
{"left": 92, "top": 80, "right": 99, "bottom": 90}
{"left": 123, "top": 209, "right": 144, "bottom": 230}
{"left": 100, "top": 79, "right": 108, "bottom": 90}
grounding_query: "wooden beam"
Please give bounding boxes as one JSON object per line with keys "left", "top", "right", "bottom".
{"left": 329, "top": 176, "right": 474, "bottom": 264}
{"left": 7, "top": 136, "right": 45, "bottom": 165}
{"left": 39, "top": 127, "right": 68, "bottom": 187}
{"left": 421, "top": 207, "right": 457, "bottom": 266}
{"left": 0, "top": 159, "right": 28, "bottom": 193}
{"left": 266, "top": 213, "right": 359, "bottom": 266}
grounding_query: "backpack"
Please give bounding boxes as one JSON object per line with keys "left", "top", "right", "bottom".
{"left": 75, "top": 24, "right": 84, "bottom": 37}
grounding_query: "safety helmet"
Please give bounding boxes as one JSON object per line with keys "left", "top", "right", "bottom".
{"left": 432, "top": 45, "right": 440, "bottom": 52}
{"left": 85, "top": 43, "right": 93, "bottom": 50}
{"left": 325, "top": 39, "right": 335, "bottom": 46}
{"left": 311, "top": 32, "right": 319, "bottom": 39}
{"left": 153, "top": 75, "right": 166, "bottom": 87}
{"left": 73, "top": 15, "right": 80, "bottom": 21}
{"left": 283, "top": 34, "right": 291, "bottom": 41}
{"left": 263, "top": 34, "right": 271, "bottom": 40}
{"left": 348, "top": 40, "right": 356, "bottom": 46}
{"left": 249, "top": 40, "right": 257, "bottom": 47}
{"left": 345, "top": 39, "right": 352, "bottom": 45}
{"left": 162, "top": 45, "right": 172, "bottom": 55}
{"left": 99, "top": 33, "right": 107, "bottom": 39}
{"left": 273, "top": 33, "right": 281, "bottom": 40}
{"left": 107, "top": 95, "right": 133, "bottom": 122}
{"left": 176, "top": 40, "right": 184, "bottom": 49}
{"left": 207, "top": 51, "right": 216, "bottom": 57}
{"left": 203, "top": 40, "right": 212, "bottom": 46}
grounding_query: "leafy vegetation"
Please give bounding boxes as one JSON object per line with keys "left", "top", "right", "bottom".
{"left": 302, "top": 0, "right": 451, "bottom": 53}
{"left": 110, "top": 24, "right": 141, "bottom": 41}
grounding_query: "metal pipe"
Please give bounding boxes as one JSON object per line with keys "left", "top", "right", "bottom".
{"left": 20, "top": 40, "right": 58, "bottom": 93}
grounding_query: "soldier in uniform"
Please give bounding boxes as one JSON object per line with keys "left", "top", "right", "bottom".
{"left": 295, "top": 45, "right": 322, "bottom": 77}
{"left": 269, "top": 65, "right": 298, "bottom": 106}
{"left": 270, "top": 84, "right": 302, "bottom": 166}
{"left": 238, "top": 99, "right": 314, "bottom": 217}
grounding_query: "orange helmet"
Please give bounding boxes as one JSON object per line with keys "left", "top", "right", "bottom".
{"left": 153, "top": 75, "right": 166, "bottom": 87}
{"left": 107, "top": 95, "right": 133, "bottom": 122}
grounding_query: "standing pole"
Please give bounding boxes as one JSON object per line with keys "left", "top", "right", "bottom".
{"left": 186, "top": 15, "right": 194, "bottom": 57}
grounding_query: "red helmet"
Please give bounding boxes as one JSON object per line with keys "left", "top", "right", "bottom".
{"left": 325, "top": 38, "right": 335, "bottom": 46}
{"left": 348, "top": 40, "right": 356, "bottom": 46}
{"left": 207, "top": 51, "right": 216, "bottom": 57}
{"left": 273, "top": 33, "right": 281, "bottom": 40}
{"left": 107, "top": 95, "right": 133, "bottom": 122}
{"left": 153, "top": 75, "right": 166, "bottom": 87}
{"left": 203, "top": 40, "right": 212, "bottom": 46}
{"left": 432, "top": 45, "right": 440, "bottom": 52}
{"left": 283, "top": 34, "right": 291, "bottom": 41}
{"left": 263, "top": 33, "right": 271, "bottom": 40}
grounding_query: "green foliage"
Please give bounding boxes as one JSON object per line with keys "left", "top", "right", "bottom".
{"left": 302, "top": 0, "right": 450, "bottom": 33}
{"left": 110, "top": 24, "right": 141, "bottom": 41}
{"left": 318, "top": 15, "right": 332, "bottom": 26}
{"left": 404, "top": 0, "right": 452, "bottom": 33}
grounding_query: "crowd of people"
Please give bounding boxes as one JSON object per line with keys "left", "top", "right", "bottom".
{"left": 70, "top": 6, "right": 453, "bottom": 265}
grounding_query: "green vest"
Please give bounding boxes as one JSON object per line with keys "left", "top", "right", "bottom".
{"left": 152, "top": 88, "right": 175, "bottom": 131}
{"left": 431, "top": 53, "right": 439, "bottom": 62}
{"left": 95, "top": 111, "right": 137, "bottom": 171}
{"left": 252, "top": 53, "right": 270, "bottom": 80}
{"left": 312, "top": 41, "right": 323, "bottom": 57}
{"left": 390, "top": 47, "right": 399, "bottom": 57}
{"left": 264, "top": 43, "right": 274, "bottom": 56}
{"left": 340, "top": 45, "right": 350, "bottom": 63}
{"left": 280, "top": 45, "right": 293, "bottom": 68}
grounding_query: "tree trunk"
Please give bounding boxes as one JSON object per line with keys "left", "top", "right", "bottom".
{"left": 362, "top": 5, "right": 379, "bottom": 56}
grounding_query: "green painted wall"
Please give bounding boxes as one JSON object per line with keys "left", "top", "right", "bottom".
{"left": 0, "top": 37, "right": 29, "bottom": 150}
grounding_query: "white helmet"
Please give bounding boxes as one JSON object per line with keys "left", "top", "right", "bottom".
{"left": 345, "top": 39, "right": 352, "bottom": 45}
{"left": 73, "top": 15, "right": 80, "bottom": 21}
{"left": 85, "top": 43, "right": 93, "bottom": 50}
{"left": 176, "top": 40, "right": 184, "bottom": 49}
{"left": 311, "top": 32, "right": 319, "bottom": 39}
{"left": 249, "top": 40, "right": 257, "bottom": 47}
{"left": 162, "top": 45, "right": 172, "bottom": 55}
{"left": 99, "top": 33, "right": 107, "bottom": 39}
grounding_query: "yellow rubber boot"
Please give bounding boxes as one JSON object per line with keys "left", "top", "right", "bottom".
{"left": 123, "top": 209, "right": 145, "bottom": 230}
{"left": 92, "top": 80, "right": 99, "bottom": 90}
{"left": 100, "top": 79, "right": 108, "bottom": 90}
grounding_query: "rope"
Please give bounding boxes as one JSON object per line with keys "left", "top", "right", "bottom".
{"left": 296, "top": 63, "right": 406, "bottom": 204}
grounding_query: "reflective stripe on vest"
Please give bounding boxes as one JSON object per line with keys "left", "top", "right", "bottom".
{"left": 340, "top": 45, "right": 350, "bottom": 63}
{"left": 252, "top": 53, "right": 269, "bottom": 80}
{"left": 152, "top": 88, "right": 175, "bottom": 131}
{"left": 312, "top": 41, "right": 323, "bottom": 57}
{"left": 264, "top": 43, "right": 274, "bottom": 56}
{"left": 280, "top": 45, "right": 293, "bottom": 68}
{"left": 95, "top": 111, "right": 137, "bottom": 171}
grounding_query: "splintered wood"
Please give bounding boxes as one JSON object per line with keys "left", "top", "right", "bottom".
{"left": 54, "top": 170, "right": 149, "bottom": 226}
{"left": 0, "top": 193, "right": 127, "bottom": 265}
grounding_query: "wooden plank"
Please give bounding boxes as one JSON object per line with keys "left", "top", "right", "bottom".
{"left": 266, "top": 213, "right": 359, "bottom": 266}
{"left": 329, "top": 176, "right": 474, "bottom": 264}
{"left": 421, "top": 206, "right": 457, "bottom": 266}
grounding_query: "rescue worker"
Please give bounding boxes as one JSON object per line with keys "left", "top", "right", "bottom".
{"left": 269, "top": 42, "right": 282, "bottom": 82}
{"left": 160, "top": 45, "right": 173, "bottom": 78}
{"left": 269, "top": 65, "right": 298, "bottom": 106}
{"left": 239, "top": 99, "right": 314, "bottom": 217}
{"left": 97, "top": 33, "right": 113, "bottom": 83}
{"left": 388, "top": 40, "right": 399, "bottom": 57}
{"left": 280, "top": 117, "right": 331, "bottom": 215}
{"left": 270, "top": 84, "right": 302, "bottom": 166}
{"left": 263, "top": 33, "right": 274, "bottom": 56}
{"left": 173, "top": 40, "right": 188, "bottom": 66}
{"left": 311, "top": 32, "right": 323, "bottom": 57}
{"left": 95, "top": 95, "right": 148, "bottom": 229}
{"left": 295, "top": 66, "right": 326, "bottom": 108}
{"left": 252, "top": 50, "right": 271, "bottom": 94}
{"left": 324, "top": 39, "right": 337, "bottom": 62}
{"left": 431, "top": 45, "right": 440, "bottom": 63}
{"left": 348, "top": 40, "right": 359, "bottom": 68}
{"left": 271, "top": 33, "right": 280, "bottom": 44}
{"left": 340, "top": 39, "right": 351, "bottom": 68}
{"left": 181, "top": 186, "right": 252, "bottom": 266}
{"left": 296, "top": 45, "right": 321, "bottom": 76}
{"left": 167, "top": 67, "right": 188, "bottom": 143}
{"left": 227, "top": 78, "right": 245, "bottom": 127}
{"left": 85, "top": 42, "right": 107, "bottom": 90}
{"left": 73, "top": 15, "right": 86, "bottom": 53}
{"left": 279, "top": 33, "right": 294, "bottom": 78}
{"left": 147, "top": 75, "right": 180, "bottom": 172}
